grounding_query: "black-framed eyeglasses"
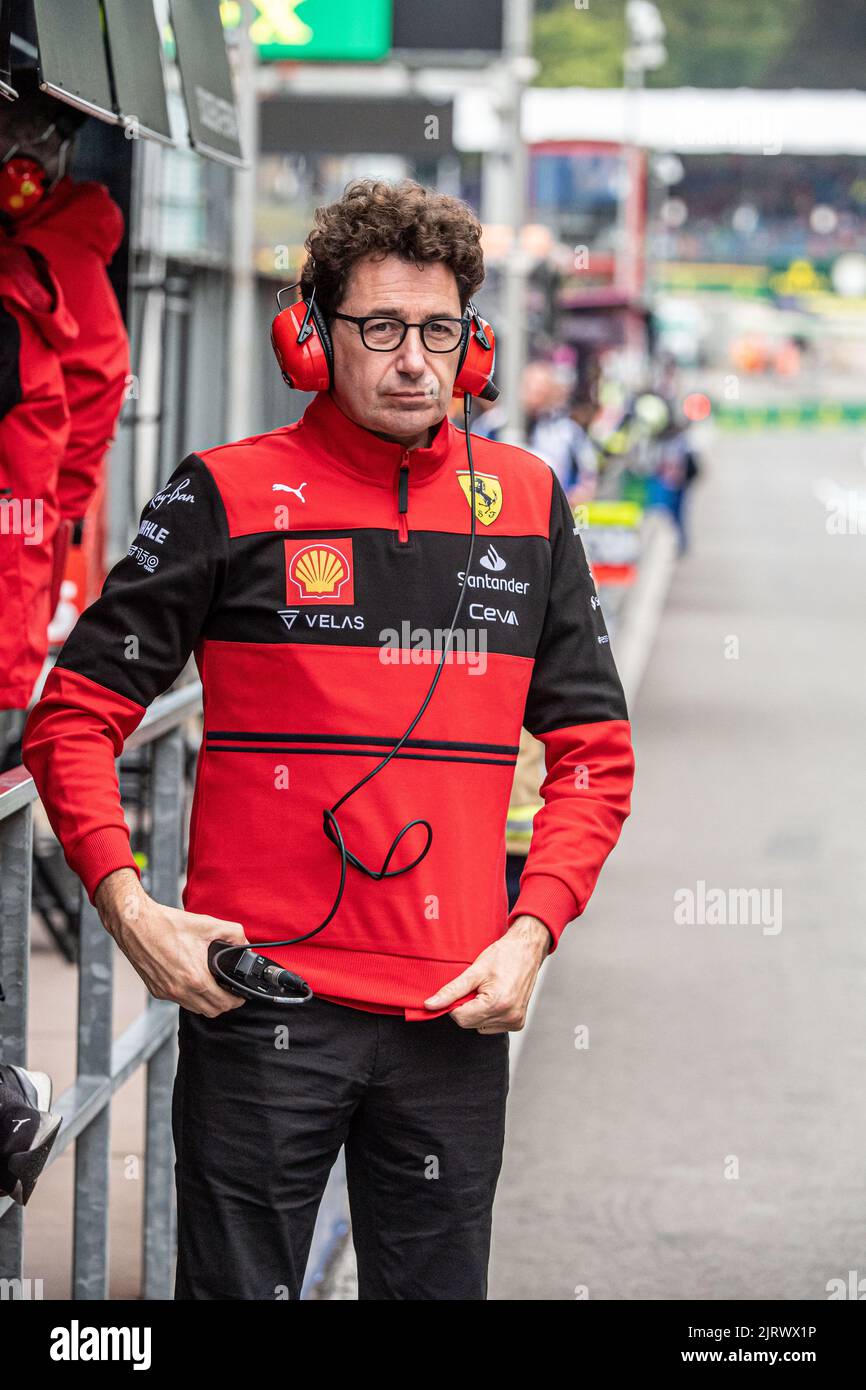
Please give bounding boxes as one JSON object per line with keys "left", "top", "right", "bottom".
{"left": 332, "top": 312, "right": 465, "bottom": 352}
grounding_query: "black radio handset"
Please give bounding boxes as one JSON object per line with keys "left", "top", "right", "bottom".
{"left": 208, "top": 392, "right": 480, "bottom": 1004}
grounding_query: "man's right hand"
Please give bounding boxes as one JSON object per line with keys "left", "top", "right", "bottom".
{"left": 93, "top": 867, "right": 248, "bottom": 1017}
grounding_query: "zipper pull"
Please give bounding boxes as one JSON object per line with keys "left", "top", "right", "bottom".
{"left": 397, "top": 451, "right": 410, "bottom": 544}
{"left": 398, "top": 452, "right": 410, "bottom": 515}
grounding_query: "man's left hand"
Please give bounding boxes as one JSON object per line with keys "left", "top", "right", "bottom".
{"left": 423, "top": 915, "right": 552, "bottom": 1033}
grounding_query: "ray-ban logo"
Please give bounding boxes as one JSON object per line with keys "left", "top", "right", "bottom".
{"left": 147, "top": 477, "right": 195, "bottom": 510}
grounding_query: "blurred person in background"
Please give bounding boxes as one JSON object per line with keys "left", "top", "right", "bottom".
{"left": 0, "top": 69, "right": 130, "bottom": 770}
{"left": 447, "top": 388, "right": 506, "bottom": 438}
{"left": 651, "top": 349, "right": 680, "bottom": 406}
{"left": 646, "top": 416, "right": 702, "bottom": 555}
{"left": 565, "top": 386, "right": 602, "bottom": 506}
{"left": 523, "top": 359, "right": 598, "bottom": 500}
{"left": 505, "top": 726, "right": 546, "bottom": 911}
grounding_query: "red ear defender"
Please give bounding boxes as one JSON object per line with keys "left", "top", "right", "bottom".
{"left": 271, "top": 285, "right": 499, "bottom": 402}
{"left": 270, "top": 285, "right": 333, "bottom": 392}
{"left": 453, "top": 301, "right": 499, "bottom": 402}
{"left": 0, "top": 155, "right": 49, "bottom": 219}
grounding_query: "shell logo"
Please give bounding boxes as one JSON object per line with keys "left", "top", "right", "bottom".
{"left": 292, "top": 546, "right": 346, "bottom": 595}
{"left": 285, "top": 539, "right": 355, "bottom": 604}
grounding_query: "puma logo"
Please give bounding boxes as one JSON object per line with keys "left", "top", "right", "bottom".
{"left": 272, "top": 482, "right": 307, "bottom": 502}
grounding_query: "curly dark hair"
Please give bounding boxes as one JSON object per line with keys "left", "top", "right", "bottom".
{"left": 299, "top": 178, "right": 485, "bottom": 323}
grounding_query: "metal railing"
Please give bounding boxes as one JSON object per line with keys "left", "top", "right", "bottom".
{"left": 0, "top": 679, "right": 348, "bottom": 1299}
{"left": 0, "top": 683, "right": 198, "bottom": 1298}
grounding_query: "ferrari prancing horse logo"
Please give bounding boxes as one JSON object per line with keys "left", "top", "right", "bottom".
{"left": 455, "top": 471, "right": 503, "bottom": 526}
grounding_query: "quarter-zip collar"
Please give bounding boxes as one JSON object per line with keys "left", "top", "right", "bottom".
{"left": 297, "top": 388, "right": 456, "bottom": 488}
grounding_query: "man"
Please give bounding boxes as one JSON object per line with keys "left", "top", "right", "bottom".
{"left": 22, "top": 178, "right": 635, "bottom": 1300}
{"left": 522, "top": 359, "right": 596, "bottom": 497}
{"left": 565, "top": 387, "right": 602, "bottom": 505}
{"left": 0, "top": 70, "right": 129, "bottom": 766}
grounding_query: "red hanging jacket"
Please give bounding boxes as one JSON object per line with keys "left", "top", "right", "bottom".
{"left": 9, "top": 175, "right": 130, "bottom": 522}
{"left": 22, "top": 390, "right": 635, "bottom": 1019}
{"left": 0, "top": 242, "right": 78, "bottom": 707}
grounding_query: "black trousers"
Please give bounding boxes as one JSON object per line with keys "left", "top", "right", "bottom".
{"left": 171, "top": 993, "right": 510, "bottom": 1300}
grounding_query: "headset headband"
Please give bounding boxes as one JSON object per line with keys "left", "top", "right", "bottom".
{"left": 270, "top": 263, "right": 498, "bottom": 402}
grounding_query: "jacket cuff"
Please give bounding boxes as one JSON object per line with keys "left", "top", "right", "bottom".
{"left": 506, "top": 873, "right": 580, "bottom": 953}
{"left": 69, "top": 827, "right": 141, "bottom": 906}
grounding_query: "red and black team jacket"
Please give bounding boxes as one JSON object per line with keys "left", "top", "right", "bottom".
{"left": 22, "top": 389, "right": 636, "bottom": 1020}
